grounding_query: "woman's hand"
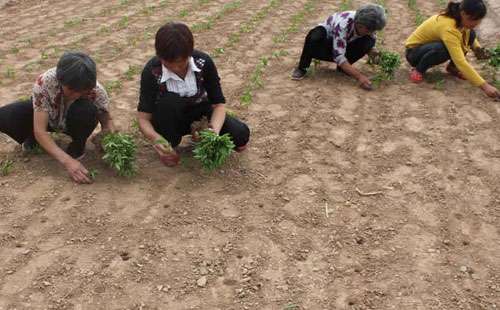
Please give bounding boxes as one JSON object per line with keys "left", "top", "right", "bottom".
{"left": 358, "top": 75, "right": 373, "bottom": 90}
{"left": 481, "top": 83, "right": 500, "bottom": 99}
{"left": 64, "top": 158, "right": 92, "bottom": 184}
{"left": 153, "top": 143, "right": 180, "bottom": 167}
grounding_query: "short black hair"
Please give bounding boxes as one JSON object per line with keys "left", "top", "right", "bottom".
{"left": 56, "top": 52, "right": 97, "bottom": 91}
{"left": 155, "top": 22, "right": 194, "bottom": 61}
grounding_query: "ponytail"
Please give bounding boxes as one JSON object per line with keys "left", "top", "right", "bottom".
{"left": 441, "top": 0, "right": 487, "bottom": 27}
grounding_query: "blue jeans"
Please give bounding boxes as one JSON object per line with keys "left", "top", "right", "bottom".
{"left": 406, "top": 30, "right": 476, "bottom": 74}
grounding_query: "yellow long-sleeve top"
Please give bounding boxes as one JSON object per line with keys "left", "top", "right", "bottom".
{"left": 405, "top": 15, "right": 485, "bottom": 86}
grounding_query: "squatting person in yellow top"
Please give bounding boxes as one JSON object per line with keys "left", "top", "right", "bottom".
{"left": 405, "top": 0, "right": 500, "bottom": 98}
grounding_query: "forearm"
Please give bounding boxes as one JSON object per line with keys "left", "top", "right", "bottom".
{"left": 98, "top": 111, "right": 115, "bottom": 131}
{"left": 34, "top": 130, "right": 73, "bottom": 165}
{"left": 138, "top": 118, "right": 162, "bottom": 142}
{"left": 210, "top": 104, "right": 226, "bottom": 134}
{"left": 339, "top": 62, "right": 364, "bottom": 80}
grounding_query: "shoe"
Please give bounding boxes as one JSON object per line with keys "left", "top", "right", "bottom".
{"left": 291, "top": 67, "right": 307, "bottom": 80}
{"left": 22, "top": 137, "right": 38, "bottom": 152}
{"left": 66, "top": 142, "right": 86, "bottom": 160}
{"left": 409, "top": 68, "right": 424, "bottom": 83}
{"left": 446, "top": 63, "right": 466, "bottom": 80}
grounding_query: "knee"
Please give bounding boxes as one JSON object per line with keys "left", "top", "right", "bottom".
{"left": 230, "top": 121, "right": 250, "bottom": 148}
{"left": 307, "top": 27, "right": 326, "bottom": 44}
{"left": 69, "top": 99, "right": 98, "bottom": 119}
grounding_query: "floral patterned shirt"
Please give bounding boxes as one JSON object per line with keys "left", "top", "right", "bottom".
{"left": 320, "top": 11, "right": 374, "bottom": 65}
{"left": 32, "top": 68, "right": 109, "bottom": 130}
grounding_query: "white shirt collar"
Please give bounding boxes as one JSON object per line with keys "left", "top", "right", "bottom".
{"left": 161, "top": 57, "right": 201, "bottom": 83}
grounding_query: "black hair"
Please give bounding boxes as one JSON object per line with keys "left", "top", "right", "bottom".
{"left": 441, "top": 0, "right": 487, "bottom": 27}
{"left": 155, "top": 22, "right": 194, "bottom": 61}
{"left": 56, "top": 52, "right": 97, "bottom": 91}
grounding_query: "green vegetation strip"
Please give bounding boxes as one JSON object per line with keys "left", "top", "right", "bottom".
{"left": 240, "top": 0, "right": 319, "bottom": 106}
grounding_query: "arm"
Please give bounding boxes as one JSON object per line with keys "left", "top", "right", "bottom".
{"left": 333, "top": 25, "right": 372, "bottom": 89}
{"left": 34, "top": 111, "right": 91, "bottom": 183}
{"left": 137, "top": 112, "right": 163, "bottom": 143}
{"left": 210, "top": 104, "right": 226, "bottom": 134}
{"left": 443, "top": 30, "right": 499, "bottom": 98}
{"left": 98, "top": 111, "right": 116, "bottom": 132}
{"left": 202, "top": 54, "right": 227, "bottom": 133}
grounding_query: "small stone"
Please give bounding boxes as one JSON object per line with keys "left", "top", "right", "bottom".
{"left": 22, "top": 249, "right": 31, "bottom": 255}
{"left": 199, "top": 267, "right": 209, "bottom": 275}
{"left": 6, "top": 270, "right": 14, "bottom": 274}
{"left": 197, "top": 276, "right": 207, "bottom": 287}
{"left": 139, "top": 245, "right": 145, "bottom": 249}
{"left": 43, "top": 281, "right": 51, "bottom": 287}
{"left": 157, "top": 285, "right": 163, "bottom": 291}
{"left": 460, "top": 266, "right": 468, "bottom": 273}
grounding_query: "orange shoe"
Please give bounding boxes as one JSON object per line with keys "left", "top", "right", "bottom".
{"left": 410, "top": 68, "right": 424, "bottom": 83}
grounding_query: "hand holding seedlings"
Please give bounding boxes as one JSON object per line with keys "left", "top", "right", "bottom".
{"left": 193, "top": 130, "right": 235, "bottom": 171}
{"left": 101, "top": 133, "right": 137, "bottom": 177}
{"left": 154, "top": 137, "right": 180, "bottom": 167}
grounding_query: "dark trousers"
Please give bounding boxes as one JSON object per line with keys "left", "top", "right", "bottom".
{"left": 406, "top": 30, "right": 476, "bottom": 74}
{"left": 298, "top": 26, "right": 376, "bottom": 70}
{"left": 151, "top": 93, "right": 250, "bottom": 148}
{"left": 0, "top": 98, "right": 98, "bottom": 149}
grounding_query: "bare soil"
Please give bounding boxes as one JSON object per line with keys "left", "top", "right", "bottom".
{"left": 1, "top": 0, "right": 499, "bottom": 309}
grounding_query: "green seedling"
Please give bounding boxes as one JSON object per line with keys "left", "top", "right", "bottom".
{"left": 178, "top": 9, "right": 189, "bottom": 17}
{"left": 488, "top": 43, "right": 500, "bottom": 69}
{"left": 193, "top": 130, "right": 235, "bottom": 171}
{"left": 0, "top": 159, "right": 14, "bottom": 176}
{"left": 226, "top": 109, "right": 237, "bottom": 118}
{"left": 104, "top": 80, "right": 122, "bottom": 95}
{"left": 5, "top": 67, "right": 15, "bottom": 79}
{"left": 154, "top": 136, "right": 174, "bottom": 152}
{"left": 376, "top": 50, "right": 401, "bottom": 80}
{"left": 102, "top": 133, "right": 137, "bottom": 177}
{"left": 434, "top": 79, "right": 445, "bottom": 90}
{"left": 89, "top": 169, "right": 99, "bottom": 180}
{"left": 124, "top": 65, "right": 141, "bottom": 80}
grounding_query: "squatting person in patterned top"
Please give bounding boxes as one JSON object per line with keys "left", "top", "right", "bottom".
{"left": 291, "top": 4, "right": 387, "bottom": 90}
{"left": 137, "top": 22, "right": 250, "bottom": 166}
{"left": 0, "top": 52, "right": 116, "bottom": 184}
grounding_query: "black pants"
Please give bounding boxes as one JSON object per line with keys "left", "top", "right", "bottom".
{"left": 151, "top": 93, "right": 250, "bottom": 148}
{"left": 298, "top": 26, "right": 376, "bottom": 70}
{"left": 0, "top": 98, "right": 98, "bottom": 150}
{"left": 406, "top": 30, "right": 476, "bottom": 74}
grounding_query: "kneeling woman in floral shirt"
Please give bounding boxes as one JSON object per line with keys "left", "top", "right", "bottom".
{"left": 292, "top": 4, "right": 387, "bottom": 90}
{"left": 137, "top": 22, "right": 250, "bottom": 166}
{"left": 0, "top": 52, "right": 115, "bottom": 184}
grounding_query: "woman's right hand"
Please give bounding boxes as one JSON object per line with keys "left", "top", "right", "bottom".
{"left": 358, "top": 75, "right": 373, "bottom": 91}
{"left": 64, "top": 158, "right": 92, "bottom": 184}
{"left": 481, "top": 83, "right": 500, "bottom": 99}
{"left": 153, "top": 144, "right": 180, "bottom": 167}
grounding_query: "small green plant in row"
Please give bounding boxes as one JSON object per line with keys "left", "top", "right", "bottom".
{"left": 191, "top": 1, "right": 242, "bottom": 32}
{"left": 0, "top": 159, "right": 14, "bottom": 176}
{"left": 488, "top": 43, "right": 500, "bottom": 69}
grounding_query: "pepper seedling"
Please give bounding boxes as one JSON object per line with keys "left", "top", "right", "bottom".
{"left": 101, "top": 133, "right": 137, "bottom": 177}
{"left": 193, "top": 130, "right": 235, "bottom": 171}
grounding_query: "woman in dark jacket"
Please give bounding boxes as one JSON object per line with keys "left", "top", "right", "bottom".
{"left": 137, "top": 22, "right": 250, "bottom": 167}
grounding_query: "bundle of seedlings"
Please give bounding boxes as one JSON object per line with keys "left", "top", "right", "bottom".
{"left": 375, "top": 50, "right": 401, "bottom": 80}
{"left": 101, "top": 133, "right": 137, "bottom": 177}
{"left": 193, "top": 130, "right": 235, "bottom": 171}
{"left": 488, "top": 43, "right": 500, "bottom": 69}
